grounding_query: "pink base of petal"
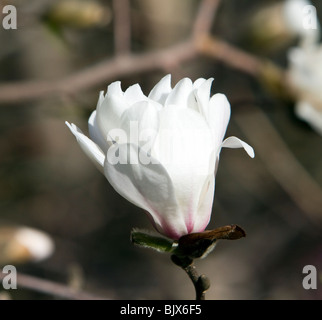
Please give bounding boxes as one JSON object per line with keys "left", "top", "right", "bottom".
{"left": 185, "top": 209, "right": 194, "bottom": 234}
{"left": 194, "top": 211, "right": 212, "bottom": 233}
{"left": 144, "top": 211, "right": 182, "bottom": 240}
{"left": 160, "top": 224, "right": 183, "bottom": 240}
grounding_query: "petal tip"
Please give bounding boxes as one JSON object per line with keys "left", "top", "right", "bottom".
{"left": 242, "top": 141, "right": 255, "bottom": 158}
{"left": 163, "top": 74, "right": 172, "bottom": 82}
{"left": 248, "top": 147, "right": 255, "bottom": 158}
{"left": 65, "top": 121, "right": 73, "bottom": 131}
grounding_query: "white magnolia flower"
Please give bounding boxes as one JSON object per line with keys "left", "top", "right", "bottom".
{"left": 283, "top": 0, "right": 320, "bottom": 46}
{"left": 66, "top": 75, "right": 254, "bottom": 239}
{"left": 248, "top": 0, "right": 319, "bottom": 52}
{"left": 0, "top": 226, "right": 54, "bottom": 264}
{"left": 288, "top": 46, "right": 322, "bottom": 135}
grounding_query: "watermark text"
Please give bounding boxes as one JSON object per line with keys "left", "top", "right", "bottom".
{"left": 303, "top": 5, "right": 318, "bottom": 30}
{"left": 2, "top": 5, "right": 17, "bottom": 30}
{"left": 1, "top": 265, "right": 17, "bottom": 290}
{"left": 302, "top": 265, "right": 317, "bottom": 290}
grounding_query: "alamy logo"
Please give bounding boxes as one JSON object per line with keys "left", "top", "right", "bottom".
{"left": 303, "top": 5, "right": 318, "bottom": 30}
{"left": 1, "top": 265, "right": 17, "bottom": 290}
{"left": 2, "top": 5, "right": 17, "bottom": 30}
{"left": 302, "top": 265, "right": 317, "bottom": 290}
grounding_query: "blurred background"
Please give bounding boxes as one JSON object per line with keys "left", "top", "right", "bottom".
{"left": 0, "top": 0, "right": 322, "bottom": 300}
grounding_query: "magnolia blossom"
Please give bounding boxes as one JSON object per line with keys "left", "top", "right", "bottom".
{"left": 66, "top": 75, "right": 254, "bottom": 239}
{"left": 283, "top": 0, "right": 320, "bottom": 46}
{"left": 0, "top": 226, "right": 54, "bottom": 264}
{"left": 288, "top": 46, "right": 322, "bottom": 135}
{"left": 284, "top": 0, "right": 322, "bottom": 134}
{"left": 248, "top": 0, "right": 319, "bottom": 52}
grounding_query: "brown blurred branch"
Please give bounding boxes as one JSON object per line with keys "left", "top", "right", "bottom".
{"left": 0, "top": 0, "right": 265, "bottom": 105}
{"left": 196, "top": 34, "right": 262, "bottom": 76}
{"left": 0, "top": 33, "right": 266, "bottom": 104}
{"left": 0, "top": 0, "right": 289, "bottom": 105}
{"left": 235, "top": 108, "right": 322, "bottom": 225}
{"left": 0, "top": 272, "right": 108, "bottom": 300}
{"left": 112, "top": 0, "right": 131, "bottom": 55}
{"left": 171, "top": 255, "right": 210, "bottom": 300}
{"left": 0, "top": 41, "right": 196, "bottom": 103}
{"left": 193, "top": 0, "right": 221, "bottom": 36}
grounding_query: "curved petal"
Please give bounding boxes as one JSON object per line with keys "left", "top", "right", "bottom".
{"left": 104, "top": 143, "right": 187, "bottom": 239}
{"left": 107, "top": 81, "right": 123, "bottom": 97}
{"left": 187, "top": 91, "right": 199, "bottom": 112}
{"left": 120, "top": 100, "right": 160, "bottom": 149}
{"left": 192, "top": 174, "right": 215, "bottom": 233}
{"left": 15, "top": 227, "right": 54, "bottom": 262}
{"left": 65, "top": 122, "right": 105, "bottom": 173}
{"left": 193, "top": 78, "right": 206, "bottom": 89}
{"left": 88, "top": 111, "right": 109, "bottom": 153}
{"left": 208, "top": 93, "right": 231, "bottom": 151}
{"left": 221, "top": 136, "right": 255, "bottom": 158}
{"left": 124, "top": 84, "right": 147, "bottom": 105}
{"left": 148, "top": 74, "right": 172, "bottom": 104}
{"left": 295, "top": 100, "right": 322, "bottom": 135}
{"left": 96, "top": 90, "right": 105, "bottom": 108}
{"left": 195, "top": 78, "right": 214, "bottom": 118}
{"left": 152, "top": 106, "right": 215, "bottom": 234}
{"left": 96, "top": 93, "right": 130, "bottom": 141}
{"left": 165, "top": 78, "right": 193, "bottom": 108}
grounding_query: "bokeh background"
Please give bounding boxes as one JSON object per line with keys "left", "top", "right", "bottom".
{"left": 0, "top": 0, "right": 322, "bottom": 299}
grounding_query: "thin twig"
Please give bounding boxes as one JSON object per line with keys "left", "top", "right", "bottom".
{"left": 197, "top": 34, "right": 262, "bottom": 76}
{"left": 182, "top": 264, "right": 208, "bottom": 300}
{"left": 112, "top": 0, "right": 131, "bottom": 55}
{"left": 171, "top": 255, "right": 210, "bottom": 300}
{"left": 193, "top": 0, "right": 221, "bottom": 36}
{"left": 0, "top": 0, "right": 229, "bottom": 104}
{"left": 0, "top": 272, "right": 108, "bottom": 300}
{"left": 235, "top": 108, "right": 322, "bottom": 225}
{"left": 0, "top": 34, "right": 267, "bottom": 105}
{"left": 0, "top": 41, "right": 196, "bottom": 104}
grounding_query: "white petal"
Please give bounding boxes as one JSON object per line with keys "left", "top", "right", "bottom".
{"left": 283, "top": 0, "right": 320, "bottom": 43}
{"left": 193, "top": 78, "right": 206, "bottom": 89}
{"left": 96, "top": 93, "right": 129, "bottom": 141}
{"left": 221, "top": 136, "right": 255, "bottom": 158}
{"left": 153, "top": 106, "right": 214, "bottom": 172}
{"left": 65, "top": 122, "right": 105, "bottom": 172}
{"left": 152, "top": 106, "right": 215, "bottom": 233}
{"left": 283, "top": 0, "right": 311, "bottom": 33}
{"left": 107, "top": 81, "right": 123, "bottom": 96}
{"left": 165, "top": 78, "right": 193, "bottom": 108}
{"left": 208, "top": 93, "right": 231, "bottom": 151}
{"left": 124, "top": 84, "right": 147, "bottom": 105}
{"left": 148, "top": 74, "right": 172, "bottom": 104}
{"left": 15, "top": 227, "right": 54, "bottom": 262}
{"left": 88, "top": 111, "right": 109, "bottom": 153}
{"left": 192, "top": 175, "right": 215, "bottom": 233}
{"left": 288, "top": 47, "right": 303, "bottom": 66}
{"left": 187, "top": 91, "right": 199, "bottom": 112}
{"left": 295, "top": 100, "right": 322, "bottom": 135}
{"left": 96, "top": 90, "right": 105, "bottom": 108}
{"left": 195, "top": 78, "right": 214, "bottom": 118}
{"left": 104, "top": 143, "right": 188, "bottom": 239}
{"left": 288, "top": 46, "right": 322, "bottom": 98}
{"left": 120, "top": 100, "right": 160, "bottom": 148}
